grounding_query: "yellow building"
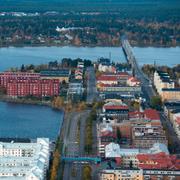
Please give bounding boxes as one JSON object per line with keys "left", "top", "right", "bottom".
{"left": 161, "top": 88, "right": 180, "bottom": 101}
{"left": 100, "top": 169, "right": 144, "bottom": 180}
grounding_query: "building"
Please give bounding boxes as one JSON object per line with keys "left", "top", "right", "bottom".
{"left": 171, "top": 113, "right": 180, "bottom": 139}
{"left": 98, "top": 58, "right": 116, "bottom": 73}
{"left": 164, "top": 101, "right": 180, "bottom": 117}
{"left": 137, "top": 152, "right": 180, "bottom": 170}
{"left": 75, "top": 69, "right": 83, "bottom": 80}
{"left": 97, "top": 76, "right": 118, "bottom": 86}
{"left": 75, "top": 61, "right": 84, "bottom": 80}
{"left": 40, "top": 69, "right": 70, "bottom": 83}
{"left": 127, "top": 76, "right": 140, "bottom": 87}
{"left": 102, "top": 101, "right": 129, "bottom": 120}
{"left": 7, "top": 79, "right": 60, "bottom": 97}
{"left": 161, "top": 88, "right": 180, "bottom": 101}
{"left": 105, "top": 142, "right": 169, "bottom": 168}
{"left": 0, "top": 72, "right": 40, "bottom": 88}
{"left": 97, "top": 123, "right": 116, "bottom": 156}
{"left": 154, "top": 71, "right": 174, "bottom": 95}
{"left": 0, "top": 138, "right": 50, "bottom": 180}
{"left": 0, "top": 71, "right": 73, "bottom": 97}
{"left": 132, "top": 124, "right": 167, "bottom": 148}
{"left": 97, "top": 109, "right": 163, "bottom": 152}
{"left": 99, "top": 169, "right": 144, "bottom": 180}
{"left": 67, "top": 81, "right": 84, "bottom": 101}
{"left": 154, "top": 71, "right": 180, "bottom": 101}
{"left": 129, "top": 109, "right": 161, "bottom": 125}
{"left": 99, "top": 169, "right": 180, "bottom": 180}
{"left": 98, "top": 85, "right": 141, "bottom": 95}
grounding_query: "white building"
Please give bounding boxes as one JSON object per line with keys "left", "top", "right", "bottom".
{"left": 172, "top": 113, "right": 180, "bottom": 139}
{"left": 0, "top": 138, "right": 50, "bottom": 180}
{"left": 98, "top": 64, "right": 116, "bottom": 73}
{"left": 154, "top": 71, "right": 174, "bottom": 95}
{"left": 105, "top": 142, "right": 169, "bottom": 168}
{"left": 127, "top": 76, "right": 140, "bottom": 87}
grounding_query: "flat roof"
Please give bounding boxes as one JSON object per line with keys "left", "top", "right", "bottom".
{"left": 40, "top": 69, "right": 70, "bottom": 77}
{"left": 162, "top": 88, "right": 180, "bottom": 91}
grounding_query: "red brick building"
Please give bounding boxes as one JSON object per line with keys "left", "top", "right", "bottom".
{"left": 0, "top": 72, "right": 60, "bottom": 97}
{"left": 0, "top": 72, "right": 40, "bottom": 88}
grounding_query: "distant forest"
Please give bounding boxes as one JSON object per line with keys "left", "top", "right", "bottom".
{"left": 0, "top": 0, "right": 179, "bottom": 47}
{"left": 0, "top": 0, "right": 180, "bottom": 20}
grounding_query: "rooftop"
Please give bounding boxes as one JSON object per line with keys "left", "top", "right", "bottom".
{"left": 40, "top": 69, "right": 70, "bottom": 77}
{"left": 129, "top": 109, "right": 160, "bottom": 121}
{"left": 0, "top": 138, "right": 49, "bottom": 180}
{"left": 105, "top": 142, "right": 169, "bottom": 158}
{"left": 137, "top": 153, "right": 180, "bottom": 170}
{"left": 97, "top": 75, "right": 117, "bottom": 81}
{"left": 103, "top": 101, "right": 128, "bottom": 110}
{"left": 162, "top": 88, "right": 180, "bottom": 91}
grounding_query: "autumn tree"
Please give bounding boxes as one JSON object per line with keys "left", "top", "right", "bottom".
{"left": 50, "top": 149, "right": 60, "bottom": 180}
{"left": 82, "top": 165, "right": 92, "bottom": 180}
{"left": 52, "top": 96, "right": 64, "bottom": 109}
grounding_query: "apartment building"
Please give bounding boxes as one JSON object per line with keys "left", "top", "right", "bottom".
{"left": 7, "top": 79, "right": 60, "bottom": 97}
{"left": 132, "top": 124, "right": 167, "bottom": 148}
{"left": 0, "top": 138, "right": 50, "bottom": 180}
{"left": 99, "top": 169, "right": 144, "bottom": 180}
{"left": 0, "top": 70, "right": 72, "bottom": 97}
{"left": 154, "top": 70, "right": 180, "bottom": 101}
{"left": 99, "top": 169, "right": 180, "bottom": 180}
{"left": 104, "top": 142, "right": 169, "bottom": 169}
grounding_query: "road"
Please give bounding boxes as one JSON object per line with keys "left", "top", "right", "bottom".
{"left": 63, "top": 110, "right": 90, "bottom": 180}
{"left": 86, "top": 66, "right": 97, "bottom": 104}
{"left": 160, "top": 112, "right": 180, "bottom": 153}
{"left": 122, "top": 37, "right": 180, "bottom": 154}
{"left": 121, "top": 37, "right": 156, "bottom": 102}
{"left": 63, "top": 66, "right": 97, "bottom": 180}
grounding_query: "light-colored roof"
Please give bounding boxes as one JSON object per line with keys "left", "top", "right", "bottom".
{"left": 0, "top": 138, "right": 49, "bottom": 180}
{"left": 105, "top": 143, "right": 139, "bottom": 158}
{"left": 105, "top": 142, "right": 169, "bottom": 158}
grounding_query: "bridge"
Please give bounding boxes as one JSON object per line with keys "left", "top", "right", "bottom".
{"left": 61, "top": 156, "right": 101, "bottom": 164}
{"left": 121, "top": 36, "right": 156, "bottom": 101}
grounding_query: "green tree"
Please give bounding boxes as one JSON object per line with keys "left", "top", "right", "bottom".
{"left": 150, "top": 96, "right": 162, "bottom": 110}
{"left": 116, "top": 128, "right": 121, "bottom": 143}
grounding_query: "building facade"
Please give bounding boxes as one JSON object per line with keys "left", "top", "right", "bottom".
{"left": 0, "top": 138, "right": 50, "bottom": 180}
{"left": 0, "top": 71, "right": 70, "bottom": 97}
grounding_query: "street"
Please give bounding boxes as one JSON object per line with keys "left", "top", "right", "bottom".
{"left": 160, "top": 112, "right": 180, "bottom": 153}
{"left": 63, "top": 66, "right": 97, "bottom": 180}
{"left": 86, "top": 66, "right": 97, "bottom": 104}
{"left": 122, "top": 38, "right": 180, "bottom": 154}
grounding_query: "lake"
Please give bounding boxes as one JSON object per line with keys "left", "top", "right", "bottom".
{"left": 0, "top": 46, "right": 179, "bottom": 71}
{"left": 0, "top": 102, "right": 63, "bottom": 140}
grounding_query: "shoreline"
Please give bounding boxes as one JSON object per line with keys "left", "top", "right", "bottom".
{"left": 0, "top": 95, "right": 52, "bottom": 107}
{"left": 0, "top": 44, "right": 179, "bottom": 49}
{"left": 0, "top": 95, "right": 65, "bottom": 142}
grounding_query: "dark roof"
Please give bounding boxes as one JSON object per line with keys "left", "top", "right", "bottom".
{"left": 164, "top": 101, "right": 180, "bottom": 109}
{"left": 40, "top": 69, "right": 70, "bottom": 77}
{"left": 171, "top": 109, "right": 180, "bottom": 114}
{"left": 157, "top": 70, "right": 169, "bottom": 76}
{"left": 98, "top": 58, "right": 111, "bottom": 65}
{"left": 162, "top": 88, "right": 180, "bottom": 91}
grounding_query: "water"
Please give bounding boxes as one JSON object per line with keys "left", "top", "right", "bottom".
{"left": 0, "top": 46, "right": 179, "bottom": 139}
{"left": 0, "top": 102, "right": 63, "bottom": 140}
{"left": 0, "top": 46, "right": 179, "bottom": 71}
